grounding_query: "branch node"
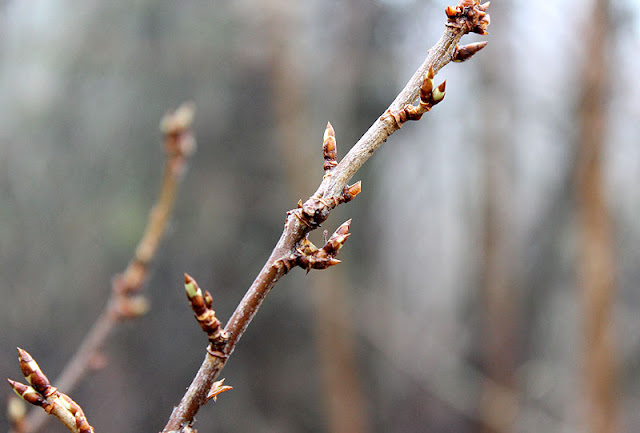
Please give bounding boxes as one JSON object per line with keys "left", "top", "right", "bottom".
{"left": 284, "top": 219, "right": 353, "bottom": 273}
{"left": 206, "top": 347, "right": 230, "bottom": 359}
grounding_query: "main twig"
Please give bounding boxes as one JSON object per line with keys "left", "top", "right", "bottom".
{"left": 163, "top": 2, "right": 489, "bottom": 432}
{"left": 10, "top": 103, "right": 196, "bottom": 433}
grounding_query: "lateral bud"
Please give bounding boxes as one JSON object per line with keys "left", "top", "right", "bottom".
{"left": 420, "top": 67, "right": 435, "bottom": 101}
{"left": 288, "top": 219, "right": 353, "bottom": 273}
{"left": 453, "top": 41, "right": 488, "bottom": 62}
{"left": 323, "top": 122, "right": 338, "bottom": 171}
{"left": 7, "top": 379, "right": 46, "bottom": 407}
{"left": 17, "top": 348, "right": 53, "bottom": 397}
{"left": 184, "top": 273, "right": 229, "bottom": 346}
{"left": 341, "top": 181, "right": 362, "bottom": 203}
{"left": 322, "top": 219, "right": 352, "bottom": 255}
{"left": 431, "top": 81, "right": 447, "bottom": 104}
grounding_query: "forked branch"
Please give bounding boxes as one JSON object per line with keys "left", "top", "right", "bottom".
{"left": 163, "top": 2, "right": 490, "bottom": 431}
{"left": 8, "top": 349, "right": 95, "bottom": 433}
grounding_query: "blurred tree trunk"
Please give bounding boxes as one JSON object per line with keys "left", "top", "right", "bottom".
{"left": 476, "top": 2, "right": 519, "bottom": 432}
{"left": 263, "top": 1, "right": 369, "bottom": 432}
{"left": 575, "top": 1, "right": 619, "bottom": 432}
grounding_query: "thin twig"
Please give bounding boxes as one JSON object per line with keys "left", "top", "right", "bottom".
{"left": 14, "top": 103, "right": 196, "bottom": 433}
{"left": 8, "top": 348, "right": 95, "bottom": 433}
{"left": 163, "top": 2, "right": 489, "bottom": 431}
{"left": 575, "top": 0, "right": 618, "bottom": 432}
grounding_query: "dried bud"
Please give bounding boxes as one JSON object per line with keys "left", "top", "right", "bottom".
{"left": 323, "top": 122, "right": 338, "bottom": 171}
{"left": 206, "top": 378, "right": 233, "bottom": 403}
{"left": 453, "top": 41, "right": 488, "bottom": 62}
{"left": 445, "top": 0, "right": 490, "bottom": 35}
{"left": 473, "top": 12, "right": 490, "bottom": 35}
{"left": 445, "top": 5, "right": 460, "bottom": 18}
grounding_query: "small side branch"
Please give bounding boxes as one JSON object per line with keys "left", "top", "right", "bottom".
{"left": 184, "top": 273, "right": 229, "bottom": 352}
{"left": 7, "top": 349, "right": 95, "bottom": 433}
{"left": 279, "top": 219, "right": 353, "bottom": 273}
{"left": 15, "top": 103, "right": 196, "bottom": 433}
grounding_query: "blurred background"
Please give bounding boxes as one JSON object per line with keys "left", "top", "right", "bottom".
{"left": 1, "top": 0, "right": 639, "bottom": 432}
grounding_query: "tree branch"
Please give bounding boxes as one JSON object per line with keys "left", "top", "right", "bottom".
{"left": 163, "top": 2, "right": 490, "bottom": 431}
{"left": 13, "top": 103, "right": 196, "bottom": 433}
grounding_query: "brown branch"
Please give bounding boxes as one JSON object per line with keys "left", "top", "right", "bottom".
{"left": 14, "top": 103, "right": 196, "bottom": 433}
{"left": 163, "top": 2, "right": 490, "bottom": 431}
{"left": 575, "top": 0, "right": 618, "bottom": 432}
{"left": 8, "top": 349, "right": 95, "bottom": 433}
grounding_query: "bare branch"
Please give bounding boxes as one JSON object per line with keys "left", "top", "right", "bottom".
{"left": 16, "top": 103, "right": 196, "bottom": 433}
{"left": 163, "top": 2, "right": 491, "bottom": 431}
{"left": 8, "top": 348, "right": 95, "bottom": 433}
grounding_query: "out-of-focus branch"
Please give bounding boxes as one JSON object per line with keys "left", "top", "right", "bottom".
{"left": 8, "top": 349, "right": 95, "bottom": 433}
{"left": 574, "top": 1, "right": 618, "bottom": 432}
{"left": 163, "top": 2, "right": 490, "bottom": 431}
{"left": 12, "top": 103, "right": 196, "bottom": 433}
{"left": 475, "top": 2, "right": 518, "bottom": 432}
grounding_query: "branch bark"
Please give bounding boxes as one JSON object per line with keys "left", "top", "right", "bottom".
{"left": 575, "top": 0, "right": 619, "bottom": 432}
{"left": 163, "top": 2, "right": 490, "bottom": 431}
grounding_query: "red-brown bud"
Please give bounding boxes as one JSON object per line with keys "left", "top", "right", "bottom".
{"left": 17, "top": 348, "right": 52, "bottom": 397}
{"left": 453, "top": 41, "right": 488, "bottom": 62}
{"left": 323, "top": 122, "right": 338, "bottom": 171}
{"left": 7, "top": 379, "right": 46, "bottom": 407}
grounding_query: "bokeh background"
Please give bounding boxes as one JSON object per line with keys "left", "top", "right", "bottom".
{"left": 1, "top": 0, "right": 639, "bottom": 432}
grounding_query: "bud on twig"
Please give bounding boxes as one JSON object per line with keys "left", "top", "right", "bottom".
{"left": 445, "top": 1, "right": 491, "bottom": 36}
{"left": 453, "top": 41, "right": 488, "bottom": 62}
{"left": 281, "top": 219, "right": 353, "bottom": 273}
{"left": 17, "top": 348, "right": 53, "bottom": 397}
{"left": 184, "top": 274, "right": 229, "bottom": 348}
{"left": 340, "top": 181, "right": 362, "bottom": 204}
{"left": 385, "top": 66, "right": 447, "bottom": 127}
{"left": 8, "top": 349, "right": 95, "bottom": 433}
{"left": 323, "top": 122, "right": 338, "bottom": 171}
